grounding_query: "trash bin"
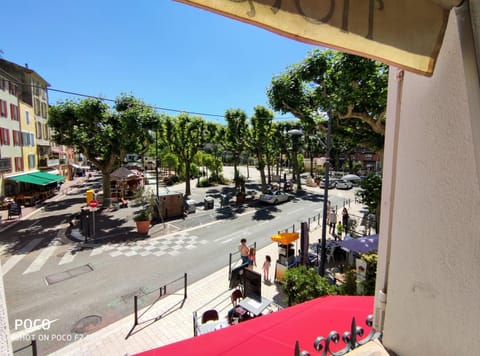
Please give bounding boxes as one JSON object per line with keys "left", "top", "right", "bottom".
{"left": 79, "top": 207, "right": 92, "bottom": 238}
{"left": 185, "top": 199, "right": 197, "bottom": 214}
{"left": 204, "top": 196, "right": 214, "bottom": 210}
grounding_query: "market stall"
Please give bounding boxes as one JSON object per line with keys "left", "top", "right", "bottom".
{"left": 271, "top": 232, "right": 299, "bottom": 282}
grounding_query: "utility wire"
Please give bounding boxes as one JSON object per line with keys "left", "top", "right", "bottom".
{"left": 4, "top": 74, "right": 296, "bottom": 121}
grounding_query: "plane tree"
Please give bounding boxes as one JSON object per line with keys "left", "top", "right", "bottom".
{"left": 267, "top": 48, "right": 388, "bottom": 148}
{"left": 160, "top": 113, "right": 206, "bottom": 197}
{"left": 246, "top": 106, "right": 274, "bottom": 193}
{"left": 221, "top": 109, "right": 248, "bottom": 191}
{"left": 48, "top": 95, "right": 157, "bottom": 207}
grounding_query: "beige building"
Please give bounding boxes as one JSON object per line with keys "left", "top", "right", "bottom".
{"left": 0, "top": 68, "right": 22, "bottom": 197}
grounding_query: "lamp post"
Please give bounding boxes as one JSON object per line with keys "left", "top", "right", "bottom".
{"left": 319, "top": 110, "right": 332, "bottom": 277}
{"left": 155, "top": 129, "right": 159, "bottom": 199}
{"left": 287, "top": 129, "right": 303, "bottom": 191}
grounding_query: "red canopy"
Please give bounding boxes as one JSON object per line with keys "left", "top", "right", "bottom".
{"left": 135, "top": 296, "right": 374, "bottom": 356}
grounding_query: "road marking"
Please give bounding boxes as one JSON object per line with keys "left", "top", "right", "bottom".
{"left": 10, "top": 319, "right": 58, "bottom": 341}
{"left": 221, "top": 238, "right": 233, "bottom": 244}
{"left": 2, "top": 238, "right": 44, "bottom": 276}
{"left": 58, "top": 250, "right": 76, "bottom": 265}
{"left": 213, "top": 230, "right": 251, "bottom": 243}
{"left": 23, "top": 241, "right": 60, "bottom": 275}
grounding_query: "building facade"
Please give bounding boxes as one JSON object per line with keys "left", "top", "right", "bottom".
{"left": 0, "top": 69, "right": 22, "bottom": 197}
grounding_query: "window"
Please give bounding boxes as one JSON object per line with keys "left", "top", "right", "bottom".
{"left": 41, "top": 102, "right": 47, "bottom": 118}
{"left": 34, "top": 98, "right": 40, "bottom": 115}
{"left": 14, "top": 157, "right": 24, "bottom": 171}
{"left": 0, "top": 79, "right": 6, "bottom": 91}
{"left": 33, "top": 81, "right": 40, "bottom": 96}
{"left": 30, "top": 133, "right": 35, "bottom": 146}
{"left": 0, "top": 100, "right": 7, "bottom": 117}
{"left": 28, "top": 154, "right": 36, "bottom": 169}
{"left": 36, "top": 122, "right": 42, "bottom": 139}
{"left": 25, "top": 110, "right": 30, "bottom": 124}
{"left": 8, "top": 81, "right": 18, "bottom": 96}
{"left": 13, "top": 130, "right": 21, "bottom": 146}
{"left": 0, "top": 128, "right": 10, "bottom": 145}
{"left": 10, "top": 104, "right": 19, "bottom": 120}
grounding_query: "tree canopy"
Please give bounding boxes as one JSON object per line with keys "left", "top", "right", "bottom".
{"left": 267, "top": 49, "right": 388, "bottom": 148}
{"left": 48, "top": 95, "right": 157, "bottom": 207}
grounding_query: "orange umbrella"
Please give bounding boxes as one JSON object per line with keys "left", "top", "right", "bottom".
{"left": 270, "top": 232, "right": 299, "bottom": 245}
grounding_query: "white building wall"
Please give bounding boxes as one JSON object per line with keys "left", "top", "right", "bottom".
{"left": 377, "top": 5, "right": 480, "bottom": 355}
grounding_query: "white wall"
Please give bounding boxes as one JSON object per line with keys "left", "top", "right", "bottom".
{"left": 377, "top": 4, "right": 480, "bottom": 355}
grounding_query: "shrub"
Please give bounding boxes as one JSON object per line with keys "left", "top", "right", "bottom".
{"left": 284, "top": 265, "right": 334, "bottom": 305}
{"left": 197, "top": 178, "right": 211, "bottom": 187}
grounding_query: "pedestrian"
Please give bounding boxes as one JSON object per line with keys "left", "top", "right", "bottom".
{"left": 336, "top": 221, "right": 343, "bottom": 240}
{"left": 238, "top": 238, "right": 249, "bottom": 265}
{"left": 326, "top": 200, "right": 332, "bottom": 225}
{"left": 342, "top": 207, "right": 349, "bottom": 235}
{"left": 262, "top": 255, "right": 271, "bottom": 281}
{"left": 247, "top": 247, "right": 256, "bottom": 270}
{"left": 329, "top": 208, "right": 337, "bottom": 235}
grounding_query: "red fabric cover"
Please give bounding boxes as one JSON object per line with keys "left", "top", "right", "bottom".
{"left": 135, "top": 296, "right": 374, "bottom": 356}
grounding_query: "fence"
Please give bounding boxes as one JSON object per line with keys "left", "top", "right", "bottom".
{"left": 131, "top": 273, "right": 188, "bottom": 330}
{"left": 13, "top": 339, "right": 37, "bottom": 356}
{"left": 277, "top": 198, "right": 376, "bottom": 238}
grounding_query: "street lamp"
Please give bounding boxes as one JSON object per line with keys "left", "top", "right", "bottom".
{"left": 155, "top": 129, "right": 159, "bottom": 199}
{"left": 319, "top": 110, "right": 332, "bottom": 277}
{"left": 287, "top": 129, "right": 303, "bottom": 191}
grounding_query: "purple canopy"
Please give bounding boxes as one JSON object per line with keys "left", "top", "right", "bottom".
{"left": 337, "top": 234, "right": 379, "bottom": 254}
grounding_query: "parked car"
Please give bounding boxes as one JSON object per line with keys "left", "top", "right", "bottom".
{"left": 319, "top": 178, "right": 336, "bottom": 189}
{"left": 259, "top": 190, "right": 290, "bottom": 204}
{"left": 335, "top": 179, "right": 353, "bottom": 190}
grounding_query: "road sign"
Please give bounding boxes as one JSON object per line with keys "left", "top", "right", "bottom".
{"left": 89, "top": 200, "right": 99, "bottom": 208}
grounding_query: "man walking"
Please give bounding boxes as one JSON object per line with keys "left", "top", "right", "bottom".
{"left": 238, "top": 238, "right": 249, "bottom": 264}
{"left": 329, "top": 209, "right": 337, "bottom": 235}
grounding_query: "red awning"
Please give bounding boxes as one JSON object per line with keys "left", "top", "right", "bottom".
{"left": 135, "top": 296, "right": 374, "bottom": 356}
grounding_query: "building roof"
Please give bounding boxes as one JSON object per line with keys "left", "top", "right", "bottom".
{"left": 0, "top": 58, "right": 50, "bottom": 87}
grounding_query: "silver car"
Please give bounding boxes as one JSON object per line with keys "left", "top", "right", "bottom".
{"left": 335, "top": 179, "right": 353, "bottom": 190}
{"left": 259, "top": 190, "right": 290, "bottom": 204}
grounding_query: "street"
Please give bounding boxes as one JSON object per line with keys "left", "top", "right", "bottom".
{"left": 1, "top": 170, "right": 357, "bottom": 355}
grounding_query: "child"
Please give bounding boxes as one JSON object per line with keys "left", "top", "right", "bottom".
{"left": 247, "top": 247, "right": 256, "bottom": 270}
{"left": 262, "top": 255, "right": 271, "bottom": 281}
{"left": 336, "top": 221, "right": 343, "bottom": 240}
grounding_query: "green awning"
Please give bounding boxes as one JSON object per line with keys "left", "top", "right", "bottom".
{"left": 6, "top": 171, "right": 65, "bottom": 186}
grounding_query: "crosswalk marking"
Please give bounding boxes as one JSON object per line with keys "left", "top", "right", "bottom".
{"left": 2, "top": 239, "right": 43, "bottom": 276}
{"left": 23, "top": 242, "right": 59, "bottom": 275}
{"left": 58, "top": 250, "right": 76, "bottom": 265}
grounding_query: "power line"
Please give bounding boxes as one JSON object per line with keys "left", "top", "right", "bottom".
{"left": 47, "top": 87, "right": 297, "bottom": 121}
{"left": 3, "top": 72, "right": 296, "bottom": 121}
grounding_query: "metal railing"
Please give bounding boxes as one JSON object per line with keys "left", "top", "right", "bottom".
{"left": 13, "top": 339, "right": 37, "bottom": 356}
{"left": 131, "top": 273, "right": 188, "bottom": 330}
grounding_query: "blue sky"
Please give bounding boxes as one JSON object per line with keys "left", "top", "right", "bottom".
{"left": 2, "top": 0, "right": 316, "bottom": 123}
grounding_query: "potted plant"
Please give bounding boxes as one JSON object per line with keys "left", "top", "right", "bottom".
{"left": 235, "top": 174, "right": 246, "bottom": 203}
{"left": 133, "top": 188, "right": 154, "bottom": 234}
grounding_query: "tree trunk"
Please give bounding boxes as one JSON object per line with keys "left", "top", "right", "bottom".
{"left": 185, "top": 160, "right": 191, "bottom": 196}
{"left": 102, "top": 171, "right": 112, "bottom": 208}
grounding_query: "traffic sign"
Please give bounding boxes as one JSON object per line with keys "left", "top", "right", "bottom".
{"left": 89, "top": 200, "right": 99, "bottom": 208}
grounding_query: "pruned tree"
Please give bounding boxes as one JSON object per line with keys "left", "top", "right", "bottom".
{"left": 48, "top": 95, "right": 157, "bottom": 207}
{"left": 246, "top": 106, "right": 274, "bottom": 193}
{"left": 222, "top": 109, "right": 248, "bottom": 190}
{"left": 160, "top": 113, "right": 206, "bottom": 197}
